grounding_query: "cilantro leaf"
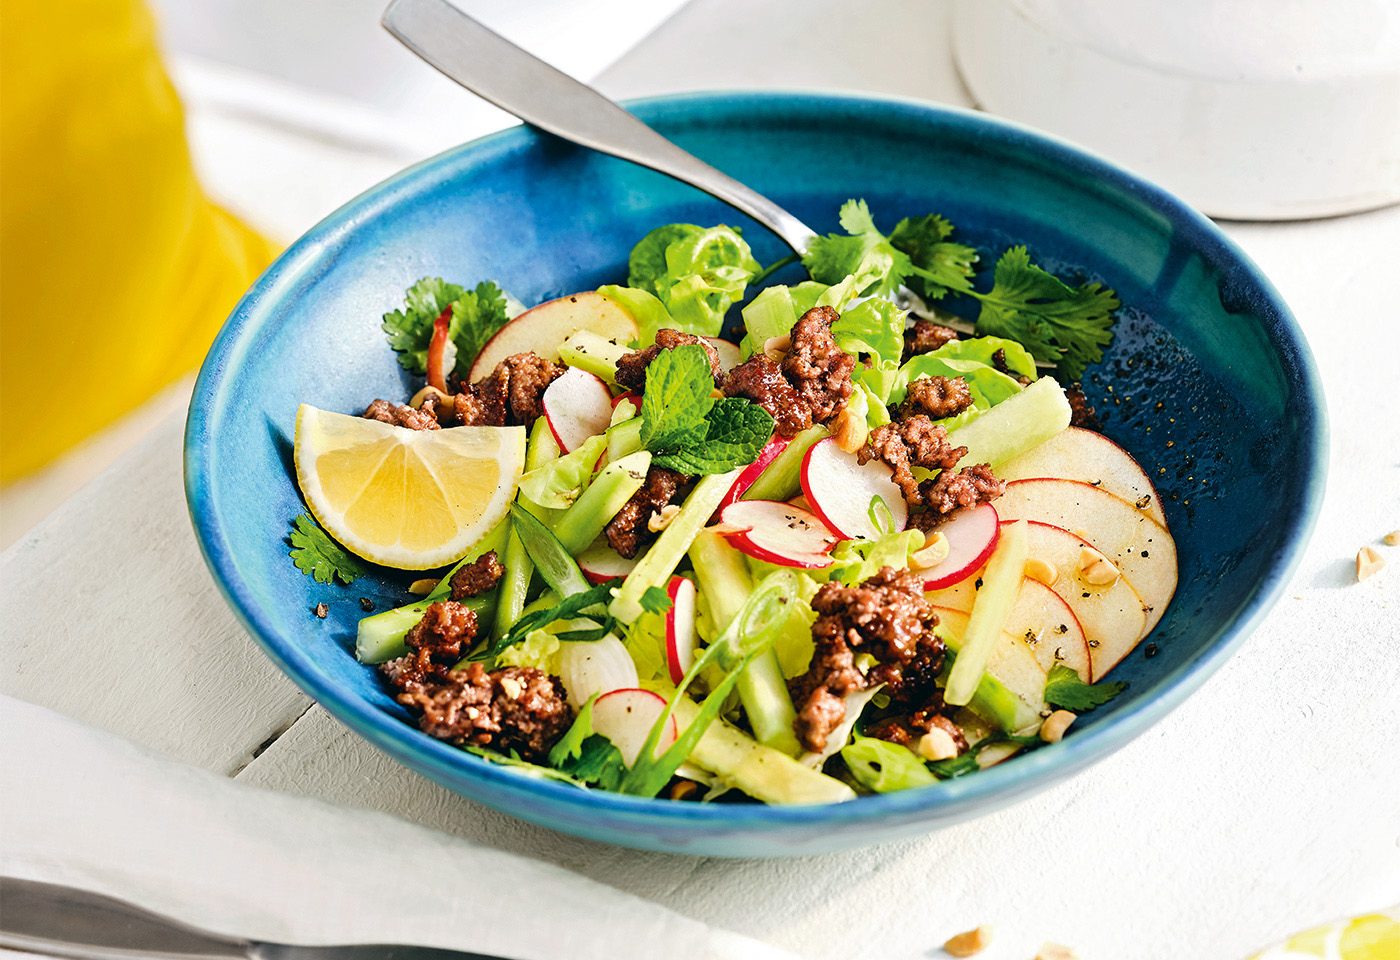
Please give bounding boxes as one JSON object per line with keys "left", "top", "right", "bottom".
{"left": 380, "top": 278, "right": 464, "bottom": 375}
{"left": 288, "top": 513, "right": 369, "bottom": 585}
{"left": 888, "top": 213, "right": 978, "bottom": 300}
{"left": 638, "top": 345, "right": 715, "bottom": 451}
{"left": 639, "top": 585, "right": 673, "bottom": 615}
{"left": 547, "top": 695, "right": 629, "bottom": 791}
{"left": 447, "top": 281, "right": 511, "bottom": 383}
{"left": 1043, "top": 663, "right": 1127, "bottom": 711}
{"left": 652, "top": 396, "right": 774, "bottom": 474}
{"left": 974, "top": 247, "right": 1119, "bottom": 380}
{"left": 462, "top": 746, "right": 593, "bottom": 787}
{"left": 802, "top": 199, "right": 914, "bottom": 299}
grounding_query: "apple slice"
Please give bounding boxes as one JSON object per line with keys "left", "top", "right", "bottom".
{"left": 718, "top": 499, "right": 838, "bottom": 568}
{"left": 716, "top": 436, "right": 790, "bottom": 514}
{"left": 998, "top": 426, "right": 1166, "bottom": 524}
{"left": 703, "top": 337, "right": 743, "bottom": 375}
{"left": 933, "top": 606, "right": 1048, "bottom": 730}
{"left": 577, "top": 536, "right": 639, "bottom": 584}
{"left": 665, "top": 576, "right": 699, "bottom": 684}
{"left": 909, "top": 503, "right": 999, "bottom": 589}
{"left": 927, "top": 574, "right": 1091, "bottom": 681}
{"left": 996, "top": 478, "right": 1178, "bottom": 638}
{"left": 591, "top": 688, "right": 678, "bottom": 767}
{"left": 542, "top": 367, "right": 613, "bottom": 452}
{"left": 470, "top": 291, "right": 638, "bottom": 380}
{"left": 1018, "top": 520, "right": 1149, "bottom": 679}
{"left": 800, "top": 437, "right": 908, "bottom": 540}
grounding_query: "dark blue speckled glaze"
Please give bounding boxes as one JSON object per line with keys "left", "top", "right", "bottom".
{"left": 185, "top": 92, "right": 1326, "bottom": 856}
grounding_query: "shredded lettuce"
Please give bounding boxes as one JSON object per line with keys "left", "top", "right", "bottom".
{"left": 596, "top": 285, "right": 671, "bottom": 347}
{"left": 494, "top": 628, "right": 562, "bottom": 673}
{"left": 929, "top": 336, "right": 1038, "bottom": 381}
{"left": 517, "top": 433, "right": 607, "bottom": 510}
{"left": 626, "top": 223, "right": 760, "bottom": 338}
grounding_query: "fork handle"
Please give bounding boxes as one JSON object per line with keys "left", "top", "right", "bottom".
{"left": 381, "top": 0, "right": 818, "bottom": 254}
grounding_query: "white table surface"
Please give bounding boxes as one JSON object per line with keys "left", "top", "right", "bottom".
{"left": 4, "top": 2, "right": 1399, "bottom": 958}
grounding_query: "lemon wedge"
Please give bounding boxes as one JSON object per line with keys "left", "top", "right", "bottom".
{"left": 294, "top": 404, "right": 525, "bottom": 570}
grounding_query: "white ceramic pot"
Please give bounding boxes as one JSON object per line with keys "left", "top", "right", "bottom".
{"left": 952, "top": 0, "right": 1400, "bottom": 220}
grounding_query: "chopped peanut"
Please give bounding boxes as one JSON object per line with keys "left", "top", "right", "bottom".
{"left": 763, "top": 333, "right": 791, "bottom": 361}
{"left": 648, "top": 504, "right": 682, "bottom": 533}
{"left": 1024, "top": 556, "right": 1058, "bottom": 586}
{"left": 1078, "top": 545, "right": 1108, "bottom": 570}
{"left": 409, "top": 384, "right": 452, "bottom": 409}
{"left": 910, "top": 533, "right": 950, "bottom": 569}
{"left": 1082, "top": 558, "right": 1120, "bottom": 585}
{"left": 1040, "top": 710, "right": 1076, "bottom": 743}
{"left": 833, "top": 406, "right": 866, "bottom": 453}
{"left": 408, "top": 578, "right": 440, "bottom": 596}
{"left": 498, "top": 676, "right": 523, "bottom": 699}
{"left": 1035, "top": 943, "right": 1079, "bottom": 960}
{"left": 942, "top": 925, "right": 993, "bottom": 957}
{"left": 1357, "top": 546, "right": 1386, "bottom": 582}
{"left": 915, "top": 727, "right": 960, "bottom": 761}
{"left": 1385, "top": 530, "right": 1400, "bottom": 546}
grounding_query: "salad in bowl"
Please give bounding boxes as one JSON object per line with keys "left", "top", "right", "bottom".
{"left": 287, "top": 198, "right": 1177, "bottom": 805}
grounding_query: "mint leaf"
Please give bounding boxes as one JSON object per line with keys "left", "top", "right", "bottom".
{"left": 639, "top": 345, "right": 716, "bottom": 450}
{"left": 448, "top": 280, "right": 511, "bottom": 382}
{"left": 639, "top": 585, "right": 673, "bottom": 615}
{"left": 652, "top": 397, "right": 774, "bottom": 474}
{"left": 381, "top": 277, "right": 464, "bottom": 375}
{"left": 1043, "top": 663, "right": 1127, "bottom": 711}
{"left": 288, "top": 513, "right": 369, "bottom": 585}
{"left": 974, "top": 247, "right": 1118, "bottom": 380}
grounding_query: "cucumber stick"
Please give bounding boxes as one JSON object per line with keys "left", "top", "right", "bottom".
{"left": 741, "top": 424, "right": 827, "bottom": 503}
{"left": 946, "top": 376, "right": 1071, "bottom": 469}
{"left": 559, "top": 330, "right": 628, "bottom": 382}
{"left": 554, "top": 451, "right": 651, "bottom": 555}
{"left": 945, "top": 519, "right": 1030, "bottom": 706}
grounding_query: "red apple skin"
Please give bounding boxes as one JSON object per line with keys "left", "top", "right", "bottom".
{"left": 664, "top": 575, "right": 697, "bottom": 685}
{"left": 468, "top": 291, "right": 637, "bottom": 381}
{"left": 716, "top": 436, "right": 790, "bottom": 514}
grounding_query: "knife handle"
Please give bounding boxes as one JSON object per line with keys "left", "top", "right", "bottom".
{"left": 0, "top": 876, "right": 251, "bottom": 960}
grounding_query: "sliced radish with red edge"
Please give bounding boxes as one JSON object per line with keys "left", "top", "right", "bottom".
{"left": 591, "top": 688, "right": 678, "bottom": 767}
{"left": 911, "top": 503, "right": 1000, "bottom": 589}
{"left": 718, "top": 499, "right": 838, "bottom": 569}
{"left": 800, "top": 437, "right": 907, "bottom": 540}
{"left": 576, "top": 537, "right": 639, "bottom": 584}
{"left": 665, "top": 575, "right": 699, "bottom": 684}
{"left": 716, "top": 436, "right": 790, "bottom": 514}
{"left": 542, "top": 367, "right": 613, "bottom": 452}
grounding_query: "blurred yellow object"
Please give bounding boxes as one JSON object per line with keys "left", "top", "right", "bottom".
{"left": 0, "top": 0, "right": 276, "bottom": 483}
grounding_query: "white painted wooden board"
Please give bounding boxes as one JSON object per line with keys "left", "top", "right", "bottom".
{"left": 0, "top": 416, "right": 311, "bottom": 776}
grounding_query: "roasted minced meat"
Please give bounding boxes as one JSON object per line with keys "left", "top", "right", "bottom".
{"left": 991, "top": 348, "right": 1032, "bottom": 387}
{"left": 859, "top": 416, "right": 967, "bottom": 504}
{"left": 782, "top": 306, "right": 855, "bottom": 425}
{"left": 1065, "top": 382, "right": 1101, "bottom": 430}
{"left": 605, "top": 465, "right": 687, "bottom": 559}
{"left": 393, "top": 663, "right": 572, "bottom": 762}
{"left": 722, "top": 306, "right": 855, "bottom": 437}
{"left": 450, "top": 352, "right": 564, "bottom": 427}
{"left": 722, "top": 355, "right": 813, "bottom": 436}
{"left": 449, "top": 551, "right": 504, "bottom": 600}
{"left": 379, "top": 600, "right": 571, "bottom": 761}
{"left": 363, "top": 399, "right": 441, "bottom": 431}
{"left": 902, "top": 375, "right": 974, "bottom": 421}
{"left": 790, "top": 567, "right": 943, "bottom": 753}
{"left": 903, "top": 318, "right": 960, "bottom": 359}
{"left": 614, "top": 328, "right": 723, "bottom": 392}
{"left": 866, "top": 711, "right": 968, "bottom": 755}
{"left": 911, "top": 464, "right": 1007, "bottom": 529}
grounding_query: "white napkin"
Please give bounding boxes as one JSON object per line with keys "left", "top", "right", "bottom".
{"left": 0, "top": 696, "right": 796, "bottom": 960}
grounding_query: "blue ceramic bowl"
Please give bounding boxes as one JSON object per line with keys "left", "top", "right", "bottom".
{"left": 185, "top": 91, "right": 1325, "bottom": 856}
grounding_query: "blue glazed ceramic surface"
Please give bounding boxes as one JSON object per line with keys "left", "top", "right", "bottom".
{"left": 185, "top": 91, "right": 1325, "bottom": 856}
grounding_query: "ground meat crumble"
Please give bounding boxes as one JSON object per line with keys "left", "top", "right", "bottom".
{"left": 378, "top": 599, "right": 571, "bottom": 762}
{"left": 990, "top": 348, "right": 1032, "bottom": 386}
{"left": 449, "top": 550, "right": 504, "bottom": 600}
{"left": 723, "top": 306, "right": 854, "bottom": 436}
{"left": 363, "top": 399, "right": 441, "bottom": 431}
{"left": 448, "top": 352, "right": 564, "bottom": 427}
{"left": 902, "top": 375, "right": 974, "bottom": 421}
{"left": 1065, "top": 382, "right": 1100, "bottom": 430}
{"left": 789, "top": 567, "right": 945, "bottom": 753}
{"left": 614, "top": 328, "right": 723, "bottom": 392}
{"left": 605, "top": 465, "right": 688, "bottom": 559}
{"left": 903, "top": 318, "right": 960, "bottom": 359}
{"left": 859, "top": 415, "right": 1006, "bottom": 525}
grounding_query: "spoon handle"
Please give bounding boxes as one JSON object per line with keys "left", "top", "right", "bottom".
{"left": 382, "top": 0, "right": 818, "bottom": 254}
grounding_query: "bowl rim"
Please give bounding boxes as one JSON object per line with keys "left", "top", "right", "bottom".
{"left": 184, "top": 88, "right": 1327, "bottom": 836}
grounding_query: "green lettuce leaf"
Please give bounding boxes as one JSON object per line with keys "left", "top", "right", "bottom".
{"left": 627, "top": 223, "right": 760, "bottom": 338}
{"left": 517, "top": 434, "right": 608, "bottom": 510}
{"left": 929, "top": 335, "right": 1038, "bottom": 382}
{"left": 890, "top": 355, "right": 1024, "bottom": 410}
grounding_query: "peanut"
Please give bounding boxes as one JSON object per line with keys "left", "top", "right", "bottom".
{"left": 942, "top": 925, "right": 993, "bottom": 957}
{"left": 408, "top": 578, "right": 439, "bottom": 596}
{"left": 1024, "top": 556, "right": 1058, "bottom": 586}
{"left": 1357, "top": 545, "right": 1386, "bottom": 582}
{"left": 833, "top": 406, "right": 866, "bottom": 453}
{"left": 1384, "top": 530, "right": 1400, "bottom": 546}
{"left": 910, "top": 533, "right": 950, "bottom": 569}
{"left": 1082, "top": 558, "right": 1121, "bottom": 585}
{"left": 1039, "top": 709, "right": 1076, "bottom": 743}
{"left": 1035, "top": 944, "right": 1079, "bottom": 960}
{"left": 648, "top": 504, "right": 682, "bottom": 533}
{"left": 763, "top": 333, "right": 791, "bottom": 361}
{"left": 498, "top": 676, "right": 523, "bottom": 699}
{"left": 915, "top": 727, "right": 960, "bottom": 761}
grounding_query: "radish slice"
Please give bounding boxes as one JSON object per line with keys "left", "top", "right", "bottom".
{"left": 591, "top": 688, "right": 678, "bottom": 767}
{"left": 665, "top": 576, "right": 699, "bottom": 684}
{"left": 716, "top": 436, "right": 790, "bottom": 513}
{"left": 543, "top": 367, "right": 613, "bottom": 452}
{"left": 911, "top": 503, "right": 1000, "bottom": 589}
{"left": 557, "top": 635, "right": 638, "bottom": 708}
{"left": 610, "top": 391, "right": 641, "bottom": 410}
{"left": 719, "top": 499, "right": 838, "bottom": 569}
{"left": 577, "top": 537, "right": 639, "bottom": 584}
{"left": 800, "top": 437, "right": 907, "bottom": 540}
{"left": 703, "top": 337, "right": 743, "bottom": 375}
